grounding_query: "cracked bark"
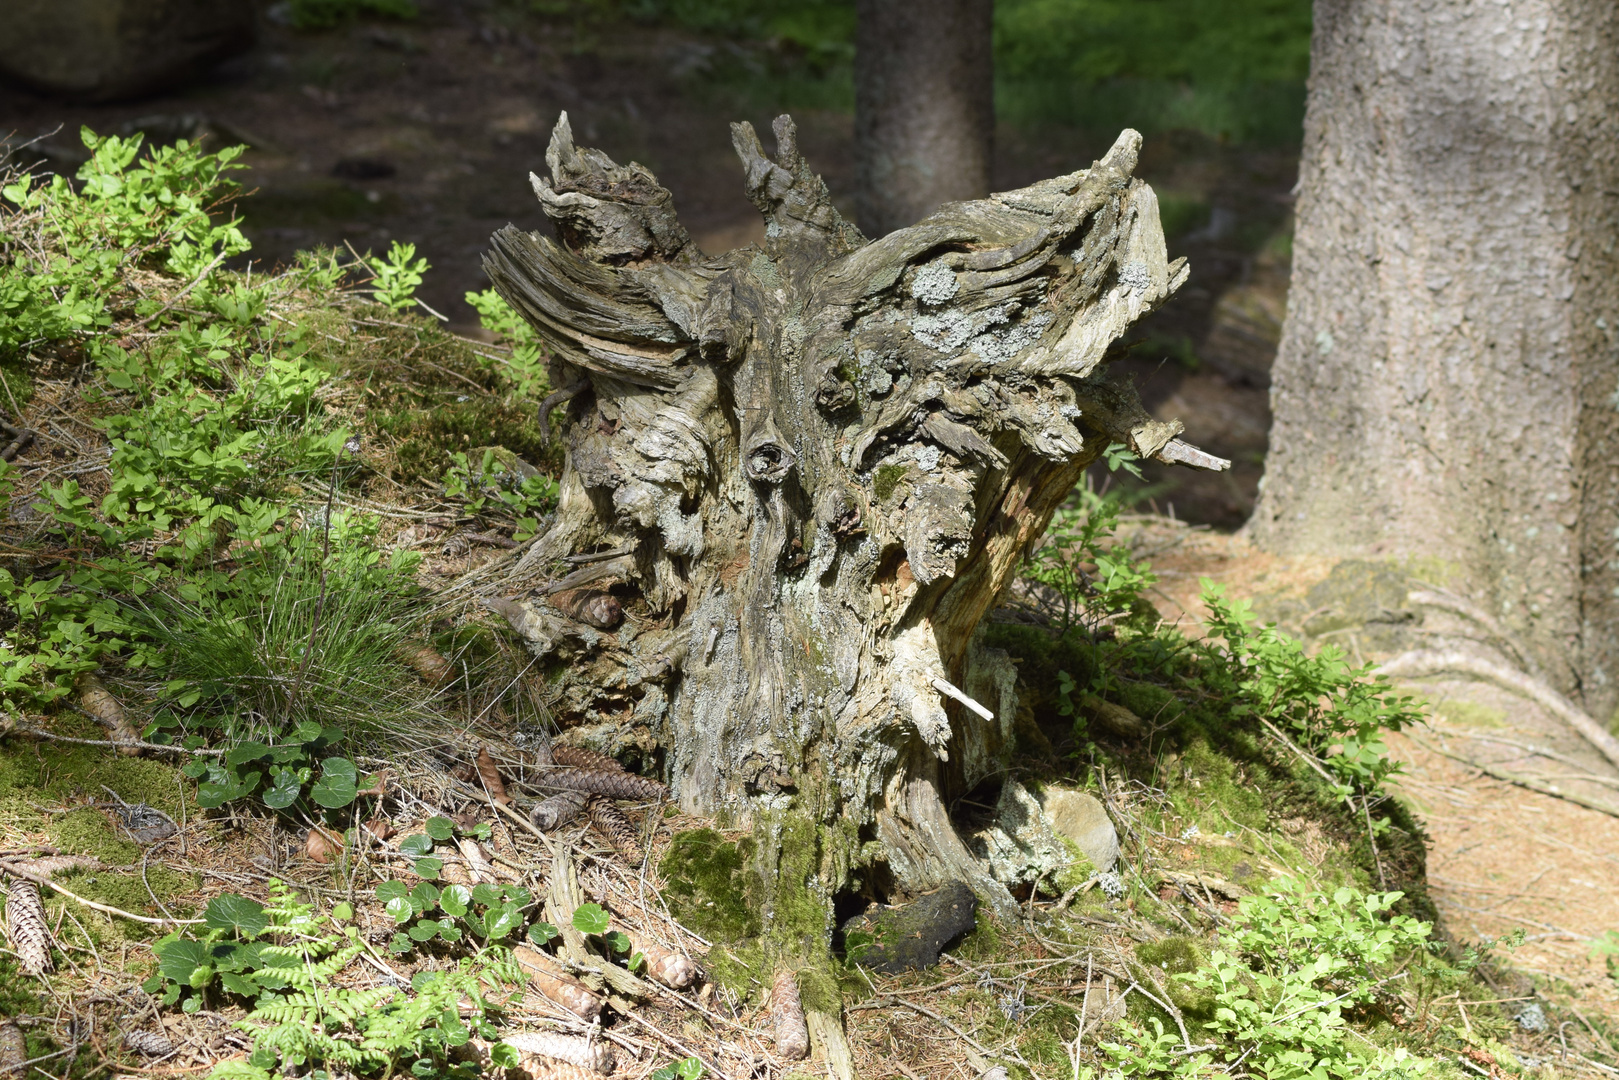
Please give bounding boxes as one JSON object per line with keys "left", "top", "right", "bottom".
{"left": 481, "top": 112, "right": 1222, "bottom": 1003}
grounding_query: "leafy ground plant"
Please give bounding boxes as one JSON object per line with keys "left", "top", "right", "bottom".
{"left": 1099, "top": 880, "right": 1437, "bottom": 1079}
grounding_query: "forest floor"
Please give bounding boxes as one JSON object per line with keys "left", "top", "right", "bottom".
{"left": 5, "top": 3, "right": 1618, "bottom": 1077}
{"left": 1133, "top": 518, "right": 1619, "bottom": 1025}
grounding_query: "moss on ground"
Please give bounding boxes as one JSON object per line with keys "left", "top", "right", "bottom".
{"left": 660, "top": 828, "right": 760, "bottom": 944}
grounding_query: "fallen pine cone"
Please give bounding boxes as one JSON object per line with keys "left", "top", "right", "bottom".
{"left": 502, "top": 1031, "right": 614, "bottom": 1075}
{"left": 398, "top": 641, "right": 454, "bottom": 687}
{"left": 3, "top": 855, "right": 99, "bottom": 879}
{"left": 530, "top": 790, "right": 588, "bottom": 831}
{"left": 537, "top": 768, "right": 667, "bottom": 802}
{"left": 546, "top": 589, "right": 622, "bottom": 630}
{"left": 512, "top": 946, "right": 603, "bottom": 1022}
{"left": 475, "top": 747, "right": 511, "bottom": 805}
{"left": 625, "top": 930, "right": 700, "bottom": 990}
{"left": 4, "top": 879, "right": 52, "bottom": 976}
{"left": 772, "top": 968, "right": 809, "bottom": 1060}
{"left": 0, "top": 1021, "right": 25, "bottom": 1074}
{"left": 551, "top": 745, "right": 625, "bottom": 773}
{"left": 586, "top": 797, "right": 641, "bottom": 860}
{"left": 76, "top": 673, "right": 141, "bottom": 757}
{"left": 122, "top": 1029, "right": 175, "bottom": 1057}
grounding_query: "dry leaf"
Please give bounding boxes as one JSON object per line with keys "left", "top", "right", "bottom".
{"left": 474, "top": 747, "right": 511, "bottom": 805}
{"left": 457, "top": 838, "right": 494, "bottom": 884}
{"left": 305, "top": 827, "right": 343, "bottom": 863}
{"left": 4, "top": 879, "right": 52, "bottom": 976}
{"left": 362, "top": 817, "right": 397, "bottom": 841}
{"left": 512, "top": 946, "right": 603, "bottom": 1022}
{"left": 772, "top": 968, "right": 809, "bottom": 1060}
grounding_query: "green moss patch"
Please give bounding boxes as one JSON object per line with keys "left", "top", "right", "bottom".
{"left": 660, "top": 828, "right": 760, "bottom": 944}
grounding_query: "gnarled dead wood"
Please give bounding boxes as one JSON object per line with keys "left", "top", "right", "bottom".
{"left": 481, "top": 112, "right": 1216, "bottom": 998}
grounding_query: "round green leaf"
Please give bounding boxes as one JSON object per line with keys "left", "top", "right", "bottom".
{"left": 571, "top": 903, "right": 610, "bottom": 936}
{"left": 203, "top": 893, "right": 268, "bottom": 937}
{"left": 412, "top": 857, "right": 442, "bottom": 880}
{"left": 439, "top": 885, "right": 471, "bottom": 918}
{"left": 309, "top": 757, "right": 358, "bottom": 809}
{"left": 399, "top": 833, "right": 435, "bottom": 858}
{"left": 470, "top": 883, "right": 501, "bottom": 907}
{"left": 261, "top": 767, "right": 302, "bottom": 810}
{"left": 385, "top": 897, "right": 413, "bottom": 924}
{"left": 424, "top": 816, "right": 456, "bottom": 841}
{"left": 526, "top": 921, "right": 558, "bottom": 946}
{"left": 376, "top": 880, "right": 409, "bottom": 904}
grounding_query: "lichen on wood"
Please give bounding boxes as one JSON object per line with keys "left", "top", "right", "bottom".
{"left": 480, "top": 109, "right": 1219, "bottom": 1010}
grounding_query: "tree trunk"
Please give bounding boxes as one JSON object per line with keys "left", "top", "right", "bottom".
{"left": 854, "top": 0, "right": 995, "bottom": 236}
{"left": 482, "top": 112, "right": 1223, "bottom": 1059}
{"left": 1250, "top": 0, "right": 1619, "bottom": 713}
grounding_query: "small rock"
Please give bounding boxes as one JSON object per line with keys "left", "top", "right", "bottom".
{"left": 1041, "top": 788, "right": 1120, "bottom": 873}
{"left": 969, "top": 780, "right": 1118, "bottom": 893}
{"left": 840, "top": 881, "right": 977, "bottom": 972}
{"left": 1516, "top": 1002, "right": 1547, "bottom": 1032}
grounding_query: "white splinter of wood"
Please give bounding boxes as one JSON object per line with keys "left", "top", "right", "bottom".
{"left": 931, "top": 676, "right": 994, "bottom": 722}
{"left": 1155, "top": 438, "right": 1231, "bottom": 472}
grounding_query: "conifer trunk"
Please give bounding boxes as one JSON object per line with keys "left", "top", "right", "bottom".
{"left": 1250, "top": 0, "right": 1619, "bottom": 713}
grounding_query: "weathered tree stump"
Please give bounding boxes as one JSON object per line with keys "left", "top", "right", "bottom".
{"left": 483, "top": 112, "right": 1223, "bottom": 1037}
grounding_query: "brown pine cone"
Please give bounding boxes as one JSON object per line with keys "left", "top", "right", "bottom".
{"left": 550, "top": 745, "right": 625, "bottom": 774}
{"left": 537, "top": 769, "right": 667, "bottom": 802}
{"left": 511, "top": 946, "right": 603, "bottom": 1022}
{"left": 502, "top": 1031, "right": 613, "bottom": 1075}
{"left": 586, "top": 797, "right": 641, "bottom": 860}
{"left": 4, "top": 855, "right": 99, "bottom": 879}
{"left": 0, "top": 1021, "right": 26, "bottom": 1075}
{"left": 625, "top": 931, "right": 700, "bottom": 990}
{"left": 530, "top": 790, "right": 588, "bottom": 831}
{"left": 546, "top": 589, "right": 622, "bottom": 630}
{"left": 122, "top": 1029, "right": 175, "bottom": 1057}
{"left": 772, "top": 968, "right": 809, "bottom": 1060}
{"left": 4, "top": 880, "right": 52, "bottom": 975}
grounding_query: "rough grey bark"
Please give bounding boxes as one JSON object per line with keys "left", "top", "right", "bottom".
{"left": 482, "top": 113, "right": 1222, "bottom": 1049}
{"left": 854, "top": 0, "right": 995, "bottom": 236}
{"left": 1250, "top": 0, "right": 1619, "bottom": 715}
